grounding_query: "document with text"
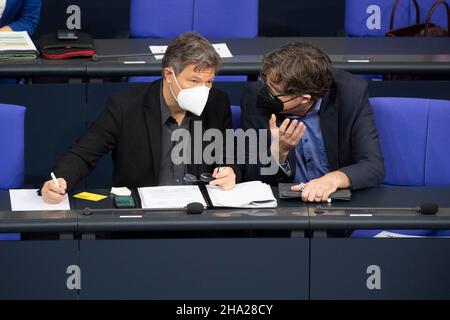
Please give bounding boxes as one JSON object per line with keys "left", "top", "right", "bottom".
{"left": 138, "top": 185, "right": 207, "bottom": 209}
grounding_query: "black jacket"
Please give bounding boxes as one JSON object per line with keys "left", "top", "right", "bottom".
{"left": 241, "top": 69, "right": 384, "bottom": 190}
{"left": 54, "top": 80, "right": 241, "bottom": 190}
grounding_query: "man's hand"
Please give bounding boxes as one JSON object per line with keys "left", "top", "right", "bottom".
{"left": 0, "top": 26, "right": 13, "bottom": 32}
{"left": 269, "top": 114, "right": 306, "bottom": 164}
{"left": 291, "top": 171, "right": 350, "bottom": 202}
{"left": 209, "top": 167, "right": 236, "bottom": 190}
{"left": 41, "top": 178, "right": 67, "bottom": 204}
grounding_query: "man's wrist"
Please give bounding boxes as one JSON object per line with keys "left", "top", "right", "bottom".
{"left": 325, "top": 171, "right": 350, "bottom": 189}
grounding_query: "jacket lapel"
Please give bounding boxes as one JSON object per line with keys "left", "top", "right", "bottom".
{"left": 319, "top": 84, "right": 340, "bottom": 171}
{"left": 143, "top": 80, "right": 163, "bottom": 183}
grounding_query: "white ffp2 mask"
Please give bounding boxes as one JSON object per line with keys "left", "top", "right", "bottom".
{"left": 169, "top": 71, "right": 210, "bottom": 116}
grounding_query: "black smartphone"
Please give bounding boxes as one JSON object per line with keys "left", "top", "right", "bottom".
{"left": 57, "top": 29, "right": 79, "bottom": 40}
{"left": 113, "top": 195, "right": 136, "bottom": 208}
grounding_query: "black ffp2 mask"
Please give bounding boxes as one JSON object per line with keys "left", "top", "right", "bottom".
{"left": 256, "top": 86, "right": 284, "bottom": 113}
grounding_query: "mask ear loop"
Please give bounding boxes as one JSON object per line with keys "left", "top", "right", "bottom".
{"left": 168, "top": 68, "right": 182, "bottom": 102}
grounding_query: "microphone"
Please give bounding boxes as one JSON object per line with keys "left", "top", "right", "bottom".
{"left": 91, "top": 52, "right": 159, "bottom": 62}
{"left": 82, "top": 202, "right": 205, "bottom": 216}
{"left": 314, "top": 203, "right": 439, "bottom": 215}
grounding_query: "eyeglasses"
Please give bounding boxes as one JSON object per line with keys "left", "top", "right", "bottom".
{"left": 260, "top": 73, "right": 300, "bottom": 103}
{"left": 183, "top": 173, "right": 214, "bottom": 185}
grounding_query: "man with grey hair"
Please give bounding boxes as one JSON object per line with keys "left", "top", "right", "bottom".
{"left": 41, "top": 32, "right": 240, "bottom": 203}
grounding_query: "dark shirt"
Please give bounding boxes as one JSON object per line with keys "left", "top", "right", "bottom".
{"left": 158, "top": 84, "right": 192, "bottom": 185}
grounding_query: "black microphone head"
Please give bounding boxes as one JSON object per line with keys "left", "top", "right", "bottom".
{"left": 314, "top": 205, "right": 325, "bottom": 214}
{"left": 186, "top": 202, "right": 205, "bottom": 214}
{"left": 419, "top": 203, "right": 439, "bottom": 215}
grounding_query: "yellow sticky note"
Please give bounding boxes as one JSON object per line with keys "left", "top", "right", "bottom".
{"left": 73, "top": 192, "right": 108, "bottom": 202}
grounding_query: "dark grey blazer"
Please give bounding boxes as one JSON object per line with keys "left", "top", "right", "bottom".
{"left": 240, "top": 69, "right": 384, "bottom": 190}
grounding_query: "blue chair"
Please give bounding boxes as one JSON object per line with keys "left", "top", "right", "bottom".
{"left": 129, "top": 0, "right": 258, "bottom": 83}
{"left": 130, "top": 0, "right": 194, "bottom": 38}
{"left": 425, "top": 98, "right": 450, "bottom": 185}
{"left": 345, "top": 0, "right": 412, "bottom": 36}
{"left": 345, "top": 0, "right": 448, "bottom": 36}
{"left": 0, "top": 103, "right": 26, "bottom": 241}
{"left": 0, "top": 104, "right": 26, "bottom": 189}
{"left": 416, "top": 0, "right": 449, "bottom": 29}
{"left": 352, "top": 98, "right": 450, "bottom": 238}
{"left": 371, "top": 97, "right": 429, "bottom": 186}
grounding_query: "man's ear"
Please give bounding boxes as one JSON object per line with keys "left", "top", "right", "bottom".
{"left": 300, "top": 94, "right": 312, "bottom": 105}
{"left": 163, "top": 68, "right": 172, "bottom": 82}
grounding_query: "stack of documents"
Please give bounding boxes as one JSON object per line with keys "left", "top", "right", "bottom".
{"left": 206, "top": 181, "right": 277, "bottom": 208}
{"left": 0, "top": 31, "right": 39, "bottom": 61}
{"left": 138, "top": 185, "right": 207, "bottom": 209}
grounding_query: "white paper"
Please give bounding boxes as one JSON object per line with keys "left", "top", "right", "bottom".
{"left": 9, "top": 189, "right": 70, "bottom": 211}
{"left": 374, "top": 231, "right": 425, "bottom": 238}
{"left": 0, "top": 31, "right": 37, "bottom": 52}
{"left": 110, "top": 187, "right": 132, "bottom": 196}
{"left": 206, "top": 181, "right": 277, "bottom": 208}
{"left": 149, "top": 45, "right": 167, "bottom": 60}
{"left": 138, "top": 185, "right": 207, "bottom": 209}
{"left": 149, "top": 43, "right": 233, "bottom": 60}
{"left": 212, "top": 43, "right": 233, "bottom": 58}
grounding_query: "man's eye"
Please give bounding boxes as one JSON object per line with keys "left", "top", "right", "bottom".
{"left": 190, "top": 80, "right": 198, "bottom": 83}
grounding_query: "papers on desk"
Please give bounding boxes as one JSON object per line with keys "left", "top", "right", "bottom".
{"left": 138, "top": 185, "right": 207, "bottom": 209}
{"left": 137, "top": 181, "right": 276, "bottom": 210}
{"left": 206, "top": 181, "right": 277, "bottom": 208}
{"left": 149, "top": 43, "right": 233, "bottom": 60}
{"left": 0, "top": 31, "right": 38, "bottom": 61}
{"left": 9, "top": 189, "right": 70, "bottom": 211}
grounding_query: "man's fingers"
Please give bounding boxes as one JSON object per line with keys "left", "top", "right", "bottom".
{"left": 213, "top": 167, "right": 233, "bottom": 179}
{"left": 322, "top": 190, "right": 333, "bottom": 202}
{"left": 301, "top": 186, "right": 310, "bottom": 202}
{"left": 209, "top": 176, "right": 230, "bottom": 187}
{"left": 290, "top": 123, "right": 306, "bottom": 142}
{"left": 43, "top": 189, "right": 66, "bottom": 204}
{"left": 279, "top": 118, "right": 290, "bottom": 134}
{"left": 284, "top": 119, "right": 298, "bottom": 137}
{"left": 291, "top": 183, "right": 304, "bottom": 192}
{"left": 58, "top": 178, "right": 67, "bottom": 190}
{"left": 269, "top": 114, "right": 277, "bottom": 130}
{"left": 45, "top": 180, "right": 66, "bottom": 195}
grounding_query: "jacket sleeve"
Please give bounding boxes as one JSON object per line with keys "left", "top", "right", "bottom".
{"left": 9, "top": 0, "right": 41, "bottom": 36}
{"left": 53, "top": 96, "right": 122, "bottom": 190}
{"left": 338, "top": 85, "right": 385, "bottom": 190}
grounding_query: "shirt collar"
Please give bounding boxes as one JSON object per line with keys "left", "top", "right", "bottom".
{"left": 309, "top": 98, "right": 322, "bottom": 114}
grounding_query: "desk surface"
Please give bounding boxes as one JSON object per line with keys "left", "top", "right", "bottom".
{"left": 1, "top": 186, "right": 450, "bottom": 233}
{"left": 2, "top": 37, "right": 450, "bottom": 77}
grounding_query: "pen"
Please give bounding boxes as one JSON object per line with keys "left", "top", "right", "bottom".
{"left": 51, "top": 172, "right": 61, "bottom": 188}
